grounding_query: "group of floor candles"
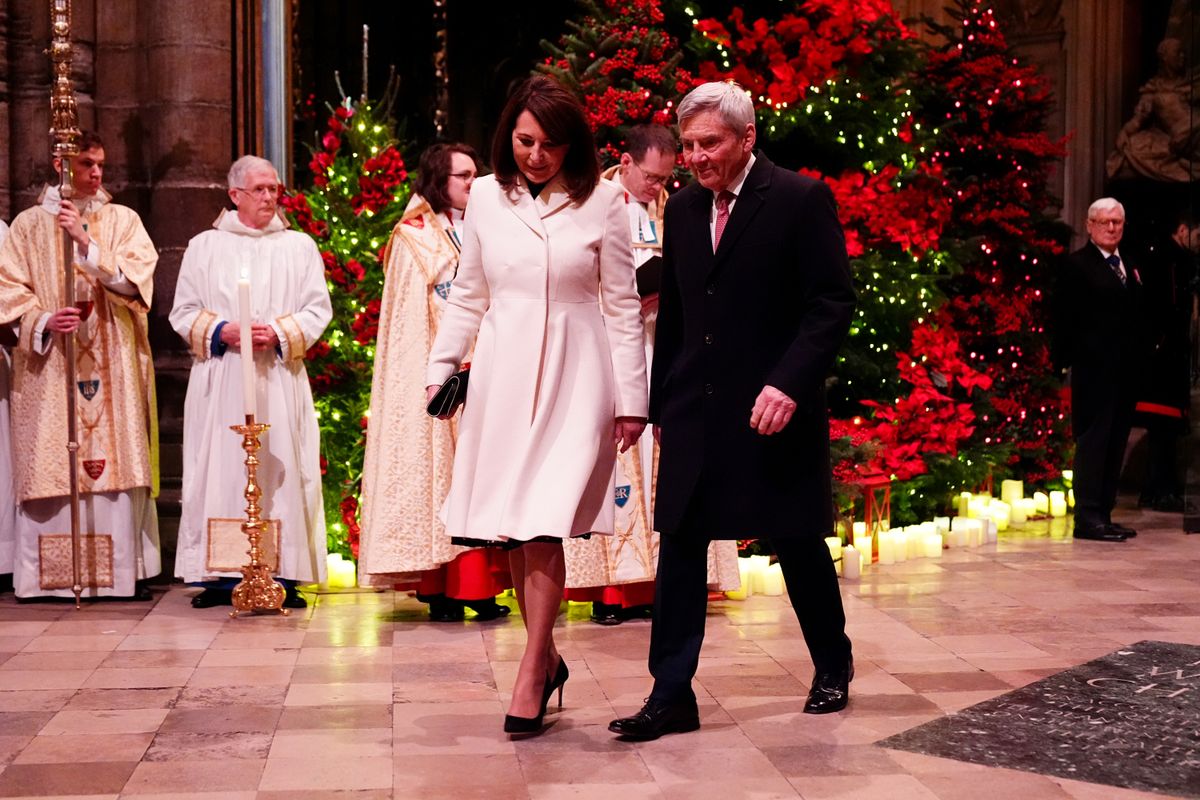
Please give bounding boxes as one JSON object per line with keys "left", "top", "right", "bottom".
{"left": 727, "top": 478, "right": 1074, "bottom": 597}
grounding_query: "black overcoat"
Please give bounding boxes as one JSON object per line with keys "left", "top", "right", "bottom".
{"left": 649, "top": 153, "right": 856, "bottom": 540}
{"left": 1050, "top": 243, "right": 1147, "bottom": 434}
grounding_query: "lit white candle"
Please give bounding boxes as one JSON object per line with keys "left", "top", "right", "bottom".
{"left": 957, "top": 491, "right": 971, "bottom": 517}
{"left": 1049, "top": 490, "right": 1067, "bottom": 518}
{"left": 842, "top": 545, "right": 861, "bottom": 579}
{"left": 1000, "top": 479, "right": 1023, "bottom": 506}
{"left": 877, "top": 531, "right": 895, "bottom": 564}
{"left": 748, "top": 554, "right": 770, "bottom": 594}
{"left": 824, "top": 537, "right": 842, "bottom": 577}
{"left": 237, "top": 276, "right": 256, "bottom": 419}
{"left": 760, "top": 563, "right": 785, "bottom": 596}
{"left": 923, "top": 532, "right": 943, "bottom": 558}
{"left": 893, "top": 530, "right": 908, "bottom": 562}
{"left": 990, "top": 500, "right": 1010, "bottom": 531}
{"left": 1033, "top": 491, "right": 1049, "bottom": 514}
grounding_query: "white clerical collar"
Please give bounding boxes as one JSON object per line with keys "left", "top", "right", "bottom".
{"left": 38, "top": 184, "right": 111, "bottom": 216}
{"left": 214, "top": 208, "right": 287, "bottom": 236}
{"left": 1092, "top": 242, "right": 1121, "bottom": 261}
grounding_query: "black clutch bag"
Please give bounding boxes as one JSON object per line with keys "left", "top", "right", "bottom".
{"left": 426, "top": 367, "right": 470, "bottom": 417}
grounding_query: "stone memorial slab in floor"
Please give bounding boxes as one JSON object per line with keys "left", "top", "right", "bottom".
{"left": 880, "top": 640, "right": 1200, "bottom": 798}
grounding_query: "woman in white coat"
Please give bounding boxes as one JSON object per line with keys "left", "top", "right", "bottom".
{"left": 426, "top": 76, "right": 648, "bottom": 735}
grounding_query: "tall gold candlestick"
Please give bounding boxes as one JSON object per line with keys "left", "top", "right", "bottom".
{"left": 229, "top": 414, "right": 287, "bottom": 616}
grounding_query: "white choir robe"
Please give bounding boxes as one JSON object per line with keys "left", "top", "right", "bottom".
{"left": 169, "top": 211, "right": 332, "bottom": 584}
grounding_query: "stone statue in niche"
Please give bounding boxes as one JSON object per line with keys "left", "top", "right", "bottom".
{"left": 1107, "top": 37, "right": 1200, "bottom": 183}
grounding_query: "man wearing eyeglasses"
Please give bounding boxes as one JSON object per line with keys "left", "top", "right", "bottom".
{"left": 565, "top": 125, "right": 742, "bottom": 624}
{"left": 169, "top": 155, "right": 332, "bottom": 608}
{"left": 1051, "top": 197, "right": 1146, "bottom": 542}
{"left": 0, "top": 130, "right": 161, "bottom": 600}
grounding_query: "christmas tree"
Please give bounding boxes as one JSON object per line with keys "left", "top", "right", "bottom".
{"left": 915, "top": 0, "right": 1072, "bottom": 490}
{"left": 538, "top": 0, "right": 695, "bottom": 167}
{"left": 280, "top": 81, "right": 411, "bottom": 558}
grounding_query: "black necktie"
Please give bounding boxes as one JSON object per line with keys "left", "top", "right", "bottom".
{"left": 1105, "top": 254, "right": 1125, "bottom": 286}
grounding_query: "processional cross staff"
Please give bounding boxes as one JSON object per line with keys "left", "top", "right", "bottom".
{"left": 47, "top": 0, "right": 84, "bottom": 608}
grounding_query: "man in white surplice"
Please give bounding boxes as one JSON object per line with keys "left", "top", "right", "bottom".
{"left": 169, "top": 156, "right": 332, "bottom": 609}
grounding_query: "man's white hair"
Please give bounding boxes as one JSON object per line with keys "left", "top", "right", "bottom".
{"left": 228, "top": 155, "right": 278, "bottom": 190}
{"left": 1088, "top": 197, "right": 1125, "bottom": 220}
{"left": 676, "top": 81, "right": 755, "bottom": 133}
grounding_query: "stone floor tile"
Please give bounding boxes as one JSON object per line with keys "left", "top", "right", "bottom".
{"left": 282, "top": 682, "right": 393, "bottom": 707}
{"left": 197, "top": 649, "right": 299, "bottom": 668}
{"left": 175, "top": 685, "right": 288, "bottom": 709}
{"left": 0, "top": 691, "right": 73, "bottom": 713}
{"left": 120, "top": 759, "right": 265, "bottom": 794}
{"left": 1, "top": 652, "right": 109, "bottom": 672}
{"left": 0, "top": 736, "right": 32, "bottom": 767}
{"left": 14, "top": 733, "right": 153, "bottom": 764}
{"left": 276, "top": 704, "right": 392, "bottom": 731}
{"left": 65, "top": 689, "right": 180, "bottom": 711}
{"left": 788, "top": 773, "right": 941, "bottom": 799}
{"left": 157, "top": 706, "right": 281, "bottom": 735}
{"left": 98, "top": 650, "right": 204, "bottom": 670}
{"left": 0, "top": 762, "right": 136, "bottom": 797}
{"left": 41, "top": 709, "right": 167, "bottom": 736}
{"left": 142, "top": 732, "right": 272, "bottom": 761}
{"left": 0, "top": 671, "right": 92, "bottom": 691}
{"left": 267, "top": 728, "right": 391, "bottom": 759}
{"left": 256, "top": 756, "right": 392, "bottom": 791}
{"left": 82, "top": 669, "right": 193, "bottom": 690}
{"left": 185, "top": 666, "right": 294, "bottom": 688}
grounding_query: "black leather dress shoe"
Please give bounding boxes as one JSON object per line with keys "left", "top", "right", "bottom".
{"left": 282, "top": 587, "right": 308, "bottom": 609}
{"left": 190, "top": 588, "right": 233, "bottom": 608}
{"left": 804, "top": 660, "right": 853, "bottom": 714}
{"left": 609, "top": 698, "right": 700, "bottom": 740}
{"left": 1108, "top": 523, "right": 1137, "bottom": 538}
{"left": 1073, "top": 524, "right": 1127, "bottom": 542}
{"left": 590, "top": 602, "right": 623, "bottom": 626}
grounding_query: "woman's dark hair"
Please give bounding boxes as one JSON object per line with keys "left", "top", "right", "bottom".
{"left": 491, "top": 75, "right": 599, "bottom": 204}
{"left": 414, "top": 142, "right": 481, "bottom": 215}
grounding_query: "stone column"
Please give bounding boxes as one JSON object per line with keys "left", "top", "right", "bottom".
{"left": 1062, "top": 0, "right": 1127, "bottom": 243}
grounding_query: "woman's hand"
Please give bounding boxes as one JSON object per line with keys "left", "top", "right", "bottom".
{"left": 614, "top": 417, "right": 647, "bottom": 453}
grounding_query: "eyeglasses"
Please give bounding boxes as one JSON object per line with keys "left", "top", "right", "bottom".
{"left": 634, "top": 162, "right": 672, "bottom": 186}
{"left": 235, "top": 184, "right": 279, "bottom": 198}
{"left": 449, "top": 171, "right": 476, "bottom": 182}
{"left": 1088, "top": 218, "right": 1124, "bottom": 228}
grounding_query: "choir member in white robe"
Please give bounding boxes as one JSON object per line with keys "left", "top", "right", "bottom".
{"left": 0, "top": 135, "right": 160, "bottom": 600}
{"left": 169, "top": 155, "right": 332, "bottom": 609}
{"left": 0, "top": 218, "right": 13, "bottom": 588}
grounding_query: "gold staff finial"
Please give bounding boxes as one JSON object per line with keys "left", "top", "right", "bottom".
{"left": 48, "top": 0, "right": 81, "bottom": 162}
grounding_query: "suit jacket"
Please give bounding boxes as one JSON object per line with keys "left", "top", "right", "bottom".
{"left": 650, "top": 153, "right": 855, "bottom": 539}
{"left": 1051, "top": 242, "right": 1146, "bottom": 431}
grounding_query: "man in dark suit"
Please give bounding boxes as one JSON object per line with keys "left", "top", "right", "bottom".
{"left": 609, "top": 81, "right": 857, "bottom": 740}
{"left": 1051, "top": 198, "right": 1146, "bottom": 542}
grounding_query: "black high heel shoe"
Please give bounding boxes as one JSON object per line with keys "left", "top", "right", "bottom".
{"left": 541, "top": 657, "right": 569, "bottom": 711}
{"left": 503, "top": 658, "right": 569, "bottom": 736}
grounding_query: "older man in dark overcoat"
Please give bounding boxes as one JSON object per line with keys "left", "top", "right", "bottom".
{"left": 1052, "top": 198, "right": 1147, "bottom": 541}
{"left": 610, "top": 81, "right": 857, "bottom": 740}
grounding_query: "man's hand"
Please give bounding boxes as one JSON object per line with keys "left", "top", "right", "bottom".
{"left": 220, "top": 322, "right": 241, "bottom": 350}
{"left": 614, "top": 417, "right": 647, "bottom": 453}
{"left": 749, "top": 384, "right": 797, "bottom": 435}
{"left": 251, "top": 323, "right": 279, "bottom": 351}
{"left": 46, "top": 306, "right": 82, "bottom": 334}
{"left": 57, "top": 200, "right": 90, "bottom": 249}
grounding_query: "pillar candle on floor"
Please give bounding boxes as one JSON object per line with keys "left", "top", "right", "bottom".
{"left": 842, "top": 545, "right": 861, "bottom": 579}
{"left": 760, "top": 563, "right": 785, "bottom": 596}
{"left": 1000, "top": 479, "right": 1023, "bottom": 506}
{"left": 1033, "top": 491, "right": 1049, "bottom": 514}
{"left": 1049, "top": 491, "right": 1067, "bottom": 517}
